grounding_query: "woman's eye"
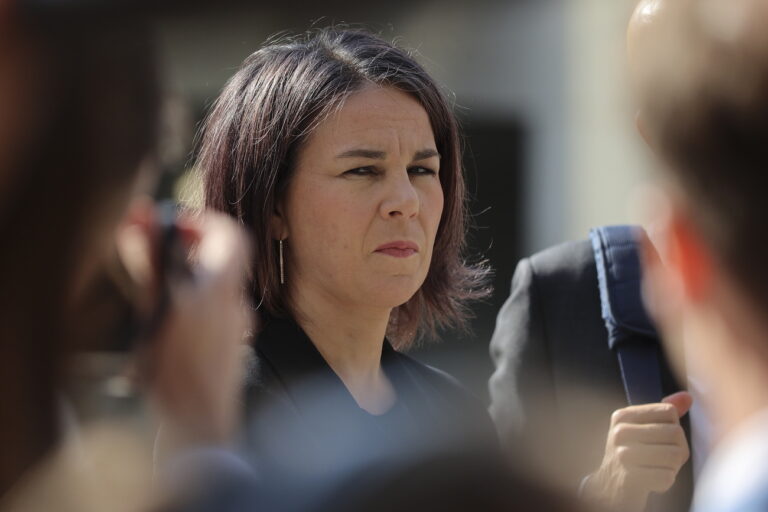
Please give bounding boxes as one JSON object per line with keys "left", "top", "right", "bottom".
{"left": 408, "top": 166, "right": 437, "bottom": 176}
{"left": 343, "top": 167, "right": 377, "bottom": 176}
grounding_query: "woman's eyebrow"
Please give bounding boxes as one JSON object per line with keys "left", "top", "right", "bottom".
{"left": 336, "top": 148, "right": 441, "bottom": 160}
{"left": 336, "top": 149, "right": 386, "bottom": 159}
{"left": 413, "top": 149, "right": 440, "bottom": 160}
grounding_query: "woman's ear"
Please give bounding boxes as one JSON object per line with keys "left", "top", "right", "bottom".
{"left": 270, "top": 200, "right": 288, "bottom": 240}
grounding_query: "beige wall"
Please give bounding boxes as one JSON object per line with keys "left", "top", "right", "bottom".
{"left": 157, "top": 1, "right": 654, "bottom": 253}
{"left": 564, "top": 0, "right": 652, "bottom": 241}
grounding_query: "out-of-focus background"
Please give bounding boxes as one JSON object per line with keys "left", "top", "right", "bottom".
{"left": 153, "top": 0, "right": 650, "bottom": 399}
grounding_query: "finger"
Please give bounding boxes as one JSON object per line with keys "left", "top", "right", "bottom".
{"left": 612, "top": 422, "right": 687, "bottom": 446}
{"left": 662, "top": 391, "right": 693, "bottom": 417}
{"left": 611, "top": 403, "right": 680, "bottom": 425}
{"left": 121, "top": 195, "right": 156, "bottom": 231}
{"left": 196, "top": 215, "right": 250, "bottom": 276}
{"left": 617, "top": 443, "right": 689, "bottom": 470}
{"left": 174, "top": 217, "right": 203, "bottom": 247}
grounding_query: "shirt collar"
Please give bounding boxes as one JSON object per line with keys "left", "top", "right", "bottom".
{"left": 254, "top": 316, "right": 402, "bottom": 412}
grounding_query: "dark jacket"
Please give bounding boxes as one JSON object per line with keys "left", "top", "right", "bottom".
{"left": 242, "top": 316, "right": 498, "bottom": 503}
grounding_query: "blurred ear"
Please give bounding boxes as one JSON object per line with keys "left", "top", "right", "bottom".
{"left": 640, "top": 207, "right": 688, "bottom": 379}
{"left": 665, "top": 208, "right": 714, "bottom": 303}
{"left": 640, "top": 218, "right": 676, "bottom": 324}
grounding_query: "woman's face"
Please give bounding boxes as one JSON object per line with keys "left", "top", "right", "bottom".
{"left": 277, "top": 85, "right": 444, "bottom": 313}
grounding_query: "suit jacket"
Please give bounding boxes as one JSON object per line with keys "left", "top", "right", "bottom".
{"left": 489, "top": 240, "right": 692, "bottom": 511}
{"left": 242, "top": 316, "right": 498, "bottom": 505}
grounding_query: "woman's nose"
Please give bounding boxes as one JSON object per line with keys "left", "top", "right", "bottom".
{"left": 380, "top": 171, "right": 419, "bottom": 219}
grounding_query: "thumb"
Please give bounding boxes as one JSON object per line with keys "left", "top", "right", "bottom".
{"left": 662, "top": 391, "right": 692, "bottom": 418}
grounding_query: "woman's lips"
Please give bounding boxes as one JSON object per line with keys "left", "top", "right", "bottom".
{"left": 375, "top": 241, "right": 419, "bottom": 258}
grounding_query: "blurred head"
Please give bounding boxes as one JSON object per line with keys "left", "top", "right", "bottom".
{"left": 0, "top": 3, "right": 158, "bottom": 494}
{"left": 637, "top": 0, "right": 768, "bottom": 432}
{"left": 198, "top": 29, "right": 489, "bottom": 346}
{"left": 313, "top": 452, "right": 585, "bottom": 512}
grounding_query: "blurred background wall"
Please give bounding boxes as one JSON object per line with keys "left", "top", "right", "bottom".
{"left": 152, "top": 0, "right": 650, "bottom": 399}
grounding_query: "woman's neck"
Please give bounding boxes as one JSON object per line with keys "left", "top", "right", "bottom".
{"left": 291, "top": 286, "right": 396, "bottom": 415}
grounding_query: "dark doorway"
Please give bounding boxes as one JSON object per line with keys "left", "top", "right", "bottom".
{"left": 413, "top": 114, "right": 526, "bottom": 401}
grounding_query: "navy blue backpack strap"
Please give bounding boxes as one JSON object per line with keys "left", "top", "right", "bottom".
{"left": 589, "top": 225, "right": 663, "bottom": 405}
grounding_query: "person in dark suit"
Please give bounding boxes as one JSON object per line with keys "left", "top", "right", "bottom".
{"left": 196, "top": 29, "right": 498, "bottom": 480}
{"left": 489, "top": 238, "right": 693, "bottom": 512}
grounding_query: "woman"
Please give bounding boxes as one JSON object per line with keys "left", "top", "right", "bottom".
{"left": 198, "top": 29, "right": 496, "bottom": 471}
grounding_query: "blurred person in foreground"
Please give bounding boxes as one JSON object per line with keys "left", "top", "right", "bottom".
{"left": 0, "top": 2, "right": 252, "bottom": 511}
{"left": 196, "top": 28, "right": 500, "bottom": 479}
{"left": 635, "top": 0, "right": 768, "bottom": 510}
{"left": 489, "top": 2, "right": 693, "bottom": 511}
{"left": 296, "top": 449, "right": 588, "bottom": 512}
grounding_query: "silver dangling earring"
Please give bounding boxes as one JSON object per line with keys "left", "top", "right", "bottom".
{"left": 279, "top": 239, "right": 285, "bottom": 285}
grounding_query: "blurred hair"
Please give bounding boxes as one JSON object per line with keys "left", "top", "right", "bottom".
{"left": 197, "top": 28, "right": 490, "bottom": 347}
{"left": 638, "top": 0, "right": 768, "bottom": 313}
{"left": 0, "top": 8, "right": 157, "bottom": 495}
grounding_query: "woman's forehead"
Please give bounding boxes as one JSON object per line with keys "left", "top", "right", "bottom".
{"left": 306, "top": 86, "right": 436, "bottom": 155}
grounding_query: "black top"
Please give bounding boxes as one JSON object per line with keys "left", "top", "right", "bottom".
{"left": 241, "top": 316, "right": 497, "bottom": 487}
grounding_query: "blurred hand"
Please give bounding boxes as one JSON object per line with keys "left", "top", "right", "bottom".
{"left": 118, "top": 200, "right": 252, "bottom": 453}
{"left": 583, "top": 391, "right": 692, "bottom": 512}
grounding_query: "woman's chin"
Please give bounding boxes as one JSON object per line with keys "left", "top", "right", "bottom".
{"left": 361, "top": 276, "right": 424, "bottom": 309}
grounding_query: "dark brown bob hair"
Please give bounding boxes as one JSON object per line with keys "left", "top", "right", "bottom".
{"left": 197, "top": 28, "right": 489, "bottom": 347}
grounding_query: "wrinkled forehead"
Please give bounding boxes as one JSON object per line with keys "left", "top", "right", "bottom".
{"left": 302, "top": 85, "right": 437, "bottom": 158}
